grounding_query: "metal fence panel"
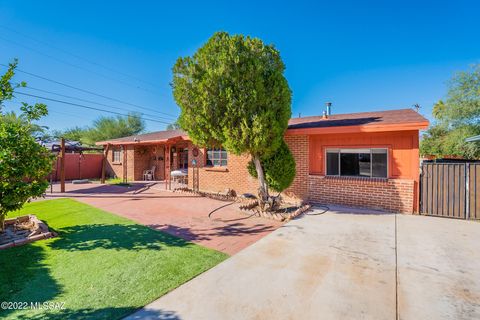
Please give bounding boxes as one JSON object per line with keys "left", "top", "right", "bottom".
{"left": 420, "top": 163, "right": 479, "bottom": 220}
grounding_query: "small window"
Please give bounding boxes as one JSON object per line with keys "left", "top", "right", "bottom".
{"left": 325, "top": 148, "right": 388, "bottom": 178}
{"left": 113, "top": 148, "right": 122, "bottom": 163}
{"left": 206, "top": 147, "right": 227, "bottom": 167}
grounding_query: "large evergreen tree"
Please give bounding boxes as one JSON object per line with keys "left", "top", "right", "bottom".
{"left": 172, "top": 32, "right": 292, "bottom": 208}
{"left": 247, "top": 139, "right": 296, "bottom": 193}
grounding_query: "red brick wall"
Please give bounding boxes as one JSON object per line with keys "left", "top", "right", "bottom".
{"left": 133, "top": 146, "right": 151, "bottom": 180}
{"left": 105, "top": 146, "right": 134, "bottom": 180}
{"left": 187, "top": 136, "right": 309, "bottom": 202}
{"left": 106, "top": 145, "right": 166, "bottom": 181}
{"left": 284, "top": 135, "right": 309, "bottom": 201}
{"left": 308, "top": 175, "right": 414, "bottom": 213}
{"left": 188, "top": 144, "right": 258, "bottom": 195}
{"left": 105, "top": 147, "right": 122, "bottom": 179}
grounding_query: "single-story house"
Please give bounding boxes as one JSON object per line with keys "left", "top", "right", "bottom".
{"left": 96, "top": 108, "right": 429, "bottom": 214}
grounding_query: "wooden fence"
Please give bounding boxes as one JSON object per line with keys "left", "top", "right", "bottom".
{"left": 420, "top": 163, "right": 480, "bottom": 219}
{"left": 51, "top": 153, "right": 103, "bottom": 181}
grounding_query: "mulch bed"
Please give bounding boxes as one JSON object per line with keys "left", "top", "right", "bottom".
{"left": 238, "top": 201, "right": 311, "bottom": 221}
{"left": 0, "top": 215, "right": 56, "bottom": 250}
{"left": 173, "top": 187, "right": 238, "bottom": 202}
{"left": 174, "top": 187, "right": 311, "bottom": 221}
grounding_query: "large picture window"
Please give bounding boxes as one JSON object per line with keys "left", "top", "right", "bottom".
{"left": 326, "top": 148, "right": 388, "bottom": 178}
{"left": 206, "top": 147, "right": 227, "bottom": 167}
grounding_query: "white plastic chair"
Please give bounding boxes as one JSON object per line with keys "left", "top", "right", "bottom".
{"left": 143, "top": 166, "right": 156, "bottom": 181}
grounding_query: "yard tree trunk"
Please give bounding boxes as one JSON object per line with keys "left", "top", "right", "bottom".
{"left": 0, "top": 212, "right": 5, "bottom": 233}
{"left": 253, "top": 155, "right": 269, "bottom": 210}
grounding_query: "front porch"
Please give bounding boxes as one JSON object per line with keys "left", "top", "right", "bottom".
{"left": 103, "top": 137, "right": 190, "bottom": 190}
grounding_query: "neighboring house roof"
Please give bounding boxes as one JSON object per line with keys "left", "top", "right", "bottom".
{"left": 95, "top": 129, "right": 188, "bottom": 146}
{"left": 44, "top": 140, "right": 102, "bottom": 152}
{"left": 466, "top": 135, "right": 480, "bottom": 142}
{"left": 96, "top": 109, "right": 430, "bottom": 145}
{"left": 44, "top": 140, "right": 81, "bottom": 150}
{"left": 287, "top": 108, "right": 429, "bottom": 135}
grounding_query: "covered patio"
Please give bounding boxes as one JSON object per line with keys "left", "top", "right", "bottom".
{"left": 97, "top": 129, "right": 191, "bottom": 189}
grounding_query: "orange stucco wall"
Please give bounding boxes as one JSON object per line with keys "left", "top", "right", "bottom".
{"left": 309, "top": 130, "right": 420, "bottom": 180}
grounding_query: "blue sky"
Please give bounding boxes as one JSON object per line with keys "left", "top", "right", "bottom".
{"left": 0, "top": 1, "right": 479, "bottom": 132}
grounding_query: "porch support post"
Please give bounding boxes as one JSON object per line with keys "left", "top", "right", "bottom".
{"left": 123, "top": 145, "right": 128, "bottom": 184}
{"left": 165, "top": 144, "right": 170, "bottom": 190}
{"left": 60, "top": 137, "right": 65, "bottom": 193}
{"left": 101, "top": 143, "right": 110, "bottom": 184}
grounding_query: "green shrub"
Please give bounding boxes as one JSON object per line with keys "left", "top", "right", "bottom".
{"left": 248, "top": 140, "right": 296, "bottom": 193}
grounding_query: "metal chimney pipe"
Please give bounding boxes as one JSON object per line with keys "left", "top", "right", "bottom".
{"left": 326, "top": 102, "right": 332, "bottom": 115}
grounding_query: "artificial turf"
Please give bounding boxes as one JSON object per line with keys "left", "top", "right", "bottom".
{"left": 0, "top": 198, "right": 228, "bottom": 319}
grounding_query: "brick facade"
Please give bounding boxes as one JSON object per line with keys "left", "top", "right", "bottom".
{"left": 308, "top": 176, "right": 414, "bottom": 213}
{"left": 104, "top": 132, "right": 418, "bottom": 214}
{"left": 105, "top": 145, "right": 165, "bottom": 181}
{"left": 105, "top": 146, "right": 130, "bottom": 180}
{"left": 187, "top": 132, "right": 417, "bottom": 213}
{"left": 187, "top": 145, "right": 258, "bottom": 195}
{"left": 283, "top": 135, "right": 309, "bottom": 201}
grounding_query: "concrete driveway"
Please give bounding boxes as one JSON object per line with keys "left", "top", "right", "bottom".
{"left": 125, "top": 206, "right": 480, "bottom": 320}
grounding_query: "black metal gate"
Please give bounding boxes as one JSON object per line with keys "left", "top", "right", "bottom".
{"left": 420, "top": 163, "right": 480, "bottom": 219}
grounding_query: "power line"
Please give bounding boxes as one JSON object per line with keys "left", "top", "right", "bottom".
{"left": 5, "top": 98, "right": 93, "bottom": 121}
{"left": 0, "top": 24, "right": 161, "bottom": 89}
{"left": 17, "top": 85, "right": 176, "bottom": 121}
{"left": 15, "top": 92, "right": 172, "bottom": 125}
{"left": 0, "top": 33, "right": 160, "bottom": 95}
{"left": 48, "top": 109, "right": 96, "bottom": 122}
{"left": 0, "top": 64, "right": 178, "bottom": 118}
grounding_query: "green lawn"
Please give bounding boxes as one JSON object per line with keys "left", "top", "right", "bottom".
{"left": 0, "top": 199, "right": 228, "bottom": 320}
{"left": 89, "top": 178, "right": 131, "bottom": 187}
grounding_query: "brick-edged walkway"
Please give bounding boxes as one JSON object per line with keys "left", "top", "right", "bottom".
{"left": 44, "top": 182, "right": 283, "bottom": 255}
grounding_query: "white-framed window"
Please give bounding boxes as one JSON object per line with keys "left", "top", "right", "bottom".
{"left": 206, "top": 147, "right": 227, "bottom": 167}
{"left": 325, "top": 148, "right": 388, "bottom": 178}
{"left": 113, "top": 148, "right": 122, "bottom": 163}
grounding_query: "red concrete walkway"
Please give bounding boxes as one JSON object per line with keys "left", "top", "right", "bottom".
{"left": 44, "top": 182, "right": 283, "bottom": 255}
